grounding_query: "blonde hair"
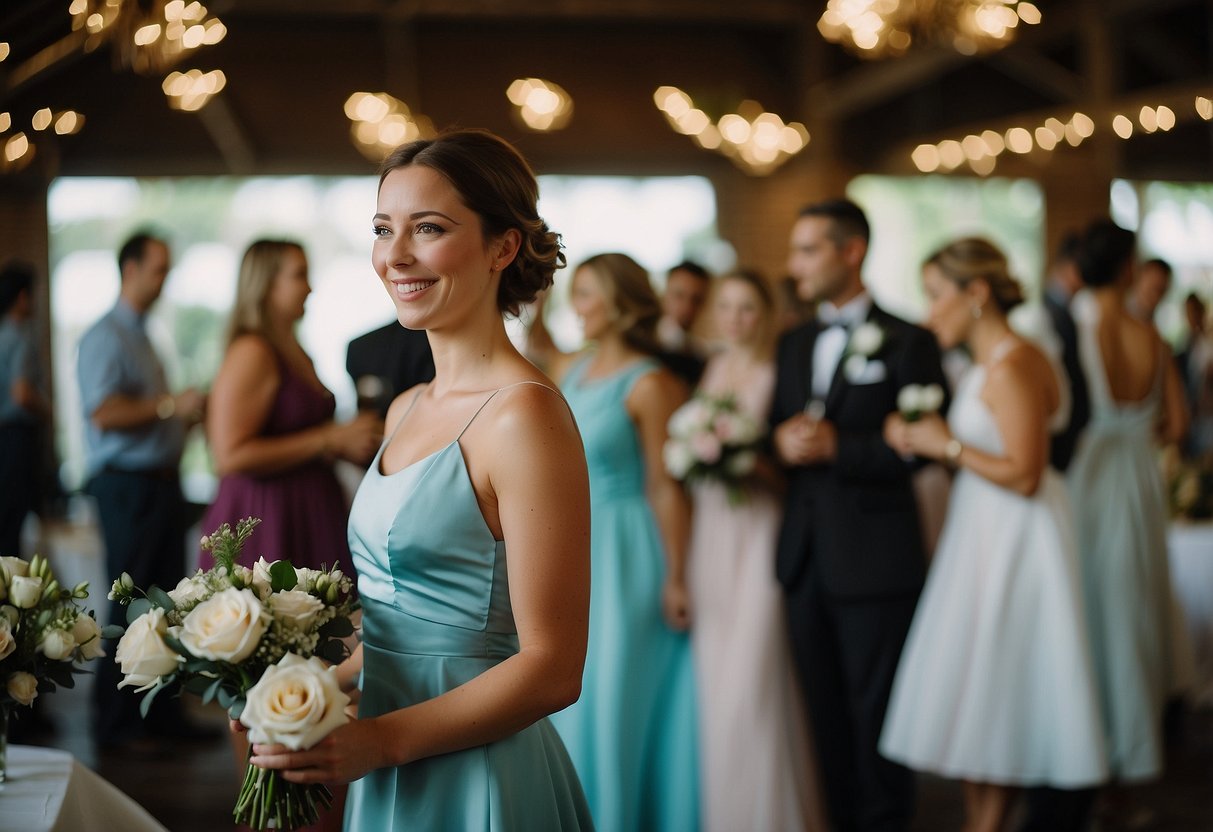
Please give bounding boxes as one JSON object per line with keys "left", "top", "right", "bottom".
{"left": 924, "top": 237, "right": 1025, "bottom": 313}
{"left": 225, "top": 239, "right": 306, "bottom": 346}
{"left": 578, "top": 253, "right": 662, "bottom": 355}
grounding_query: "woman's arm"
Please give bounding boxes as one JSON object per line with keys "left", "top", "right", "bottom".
{"left": 628, "top": 369, "right": 693, "bottom": 629}
{"left": 250, "top": 384, "right": 591, "bottom": 783}
{"left": 209, "top": 336, "right": 380, "bottom": 475}
{"left": 886, "top": 347, "right": 1050, "bottom": 496}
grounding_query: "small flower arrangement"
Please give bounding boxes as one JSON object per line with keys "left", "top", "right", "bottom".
{"left": 1, "top": 553, "right": 109, "bottom": 780}
{"left": 664, "top": 392, "right": 765, "bottom": 504}
{"left": 897, "top": 383, "right": 945, "bottom": 423}
{"left": 842, "top": 321, "right": 887, "bottom": 383}
{"left": 108, "top": 517, "right": 358, "bottom": 831}
{"left": 1166, "top": 453, "right": 1213, "bottom": 521}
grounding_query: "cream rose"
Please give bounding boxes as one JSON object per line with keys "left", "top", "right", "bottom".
{"left": 179, "top": 587, "right": 268, "bottom": 663}
{"left": 293, "top": 567, "right": 324, "bottom": 591}
{"left": 7, "top": 671, "right": 39, "bottom": 706}
{"left": 269, "top": 590, "right": 325, "bottom": 630}
{"left": 71, "top": 614, "right": 106, "bottom": 660}
{"left": 251, "top": 557, "right": 276, "bottom": 598}
{"left": 240, "top": 653, "right": 351, "bottom": 750}
{"left": 116, "top": 608, "right": 181, "bottom": 692}
{"left": 40, "top": 627, "right": 76, "bottom": 661}
{"left": 0, "top": 618, "right": 15, "bottom": 661}
{"left": 849, "top": 322, "right": 884, "bottom": 356}
{"left": 168, "top": 575, "right": 210, "bottom": 608}
{"left": 663, "top": 439, "right": 695, "bottom": 479}
{"left": 0, "top": 556, "right": 29, "bottom": 580}
{"left": 9, "top": 574, "right": 43, "bottom": 608}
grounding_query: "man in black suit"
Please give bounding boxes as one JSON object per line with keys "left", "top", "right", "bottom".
{"left": 345, "top": 321, "right": 434, "bottom": 418}
{"left": 771, "top": 199, "right": 948, "bottom": 832}
{"left": 1040, "top": 232, "right": 1090, "bottom": 475}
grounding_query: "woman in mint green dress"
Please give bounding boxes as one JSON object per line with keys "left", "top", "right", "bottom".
{"left": 248, "top": 129, "right": 593, "bottom": 830}
{"left": 529, "top": 253, "right": 701, "bottom": 832}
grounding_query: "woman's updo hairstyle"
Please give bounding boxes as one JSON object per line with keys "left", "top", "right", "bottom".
{"left": 578, "top": 253, "right": 663, "bottom": 356}
{"left": 379, "top": 129, "right": 565, "bottom": 315}
{"left": 924, "top": 237, "right": 1025, "bottom": 314}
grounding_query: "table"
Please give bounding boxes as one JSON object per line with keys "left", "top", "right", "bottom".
{"left": 0, "top": 745, "right": 167, "bottom": 832}
{"left": 1169, "top": 520, "right": 1213, "bottom": 706}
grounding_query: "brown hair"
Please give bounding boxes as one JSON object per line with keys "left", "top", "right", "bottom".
{"left": 924, "top": 237, "right": 1025, "bottom": 314}
{"left": 225, "top": 239, "right": 305, "bottom": 346}
{"left": 379, "top": 129, "right": 564, "bottom": 315}
{"left": 577, "top": 252, "right": 662, "bottom": 356}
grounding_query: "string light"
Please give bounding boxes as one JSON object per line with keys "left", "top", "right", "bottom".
{"left": 162, "top": 69, "right": 225, "bottom": 111}
{"left": 654, "top": 86, "right": 809, "bottom": 175}
{"left": 344, "top": 92, "right": 435, "bottom": 163}
{"left": 70, "top": 0, "right": 226, "bottom": 76}
{"left": 507, "top": 78, "right": 573, "bottom": 132}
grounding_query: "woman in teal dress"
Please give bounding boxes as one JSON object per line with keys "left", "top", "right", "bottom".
{"left": 247, "top": 129, "right": 593, "bottom": 830}
{"left": 528, "top": 252, "right": 700, "bottom": 832}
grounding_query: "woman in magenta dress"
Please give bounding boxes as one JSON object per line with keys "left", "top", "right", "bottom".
{"left": 200, "top": 239, "right": 382, "bottom": 574}
{"left": 200, "top": 239, "right": 382, "bottom": 832}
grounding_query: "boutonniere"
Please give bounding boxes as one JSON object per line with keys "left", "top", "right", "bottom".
{"left": 847, "top": 322, "right": 885, "bottom": 358}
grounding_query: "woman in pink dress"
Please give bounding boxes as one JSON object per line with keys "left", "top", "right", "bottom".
{"left": 683, "top": 269, "right": 826, "bottom": 832}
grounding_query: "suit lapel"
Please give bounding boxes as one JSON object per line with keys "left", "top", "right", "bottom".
{"left": 825, "top": 304, "right": 891, "bottom": 416}
{"left": 796, "top": 322, "right": 824, "bottom": 412}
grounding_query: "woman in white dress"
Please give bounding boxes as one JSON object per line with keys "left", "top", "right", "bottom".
{"left": 880, "top": 238, "right": 1106, "bottom": 832}
{"left": 683, "top": 270, "right": 826, "bottom": 832}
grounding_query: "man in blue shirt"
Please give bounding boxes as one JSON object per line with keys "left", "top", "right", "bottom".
{"left": 77, "top": 231, "right": 206, "bottom": 752}
{"left": 0, "top": 261, "right": 48, "bottom": 557}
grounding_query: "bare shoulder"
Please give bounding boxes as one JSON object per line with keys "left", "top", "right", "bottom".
{"left": 384, "top": 382, "right": 429, "bottom": 432}
{"left": 987, "top": 340, "right": 1049, "bottom": 399}
{"left": 225, "top": 334, "right": 278, "bottom": 370}
{"left": 629, "top": 364, "right": 689, "bottom": 409}
{"left": 487, "top": 379, "right": 578, "bottom": 440}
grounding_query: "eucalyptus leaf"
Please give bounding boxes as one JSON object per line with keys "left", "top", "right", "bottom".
{"left": 139, "top": 680, "right": 168, "bottom": 718}
{"left": 127, "top": 598, "right": 152, "bottom": 624}
{"left": 101, "top": 624, "right": 125, "bottom": 639}
{"left": 146, "top": 585, "right": 176, "bottom": 611}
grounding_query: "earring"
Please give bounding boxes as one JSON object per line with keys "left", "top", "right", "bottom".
{"left": 971, "top": 304, "right": 983, "bottom": 319}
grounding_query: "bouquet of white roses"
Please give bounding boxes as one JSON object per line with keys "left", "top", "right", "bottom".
{"left": 1, "top": 553, "right": 109, "bottom": 781}
{"left": 107, "top": 517, "right": 358, "bottom": 831}
{"left": 897, "top": 383, "right": 945, "bottom": 423}
{"left": 664, "top": 392, "right": 766, "bottom": 504}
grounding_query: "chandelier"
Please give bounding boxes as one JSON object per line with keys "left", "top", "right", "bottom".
{"left": 69, "top": 0, "right": 226, "bottom": 76}
{"left": 818, "top": 0, "right": 1041, "bottom": 59}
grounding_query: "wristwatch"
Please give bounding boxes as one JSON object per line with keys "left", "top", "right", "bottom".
{"left": 944, "top": 437, "right": 964, "bottom": 467}
{"left": 156, "top": 395, "right": 176, "bottom": 421}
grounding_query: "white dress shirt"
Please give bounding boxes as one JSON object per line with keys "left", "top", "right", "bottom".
{"left": 811, "top": 293, "right": 872, "bottom": 401}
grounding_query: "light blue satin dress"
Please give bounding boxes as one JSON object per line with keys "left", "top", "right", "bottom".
{"left": 345, "top": 385, "right": 593, "bottom": 830}
{"left": 548, "top": 356, "right": 700, "bottom": 832}
{"left": 1067, "top": 292, "right": 1178, "bottom": 782}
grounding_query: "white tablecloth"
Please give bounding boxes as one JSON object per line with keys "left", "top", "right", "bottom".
{"left": 1169, "top": 521, "right": 1213, "bottom": 706}
{"left": 0, "top": 745, "right": 166, "bottom": 832}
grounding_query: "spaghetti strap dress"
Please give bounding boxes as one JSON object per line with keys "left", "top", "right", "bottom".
{"left": 344, "top": 382, "right": 593, "bottom": 830}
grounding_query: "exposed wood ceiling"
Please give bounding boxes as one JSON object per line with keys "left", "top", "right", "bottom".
{"left": 1, "top": 0, "right": 1210, "bottom": 181}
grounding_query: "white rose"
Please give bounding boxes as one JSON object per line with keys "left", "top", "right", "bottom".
{"left": 663, "top": 439, "right": 695, "bottom": 479}
{"left": 240, "top": 653, "right": 351, "bottom": 751}
{"left": 919, "top": 383, "right": 944, "bottom": 413}
{"left": 71, "top": 614, "right": 106, "bottom": 660}
{"left": 168, "top": 575, "right": 210, "bottom": 608}
{"left": 849, "top": 322, "right": 884, "bottom": 357}
{"left": 843, "top": 353, "right": 869, "bottom": 383}
{"left": 9, "top": 575, "right": 43, "bottom": 608}
{"left": 116, "top": 608, "right": 181, "bottom": 692}
{"left": 179, "top": 587, "right": 268, "bottom": 663}
{"left": 0, "top": 556, "right": 30, "bottom": 580}
{"left": 251, "top": 557, "right": 276, "bottom": 597}
{"left": 230, "top": 565, "right": 254, "bottom": 589}
{"left": 40, "top": 627, "right": 76, "bottom": 661}
{"left": 7, "top": 671, "right": 39, "bottom": 706}
{"left": 269, "top": 590, "right": 325, "bottom": 630}
{"left": 0, "top": 617, "right": 15, "bottom": 661}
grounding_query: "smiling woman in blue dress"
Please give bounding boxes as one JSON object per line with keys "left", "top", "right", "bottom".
{"left": 246, "top": 129, "right": 593, "bottom": 830}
